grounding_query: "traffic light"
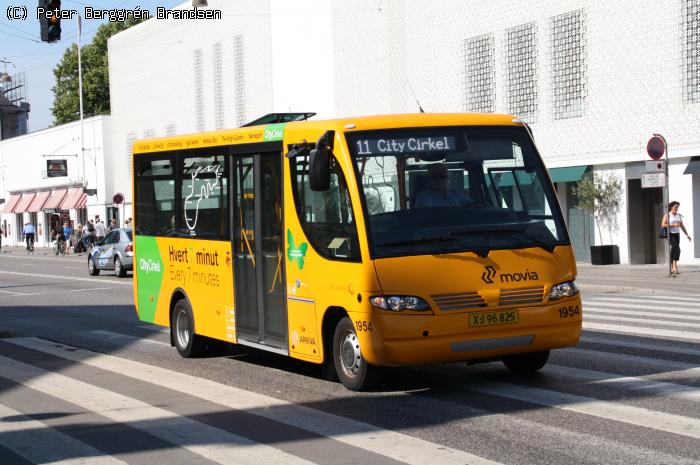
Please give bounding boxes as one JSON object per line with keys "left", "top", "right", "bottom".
{"left": 39, "top": 0, "right": 61, "bottom": 43}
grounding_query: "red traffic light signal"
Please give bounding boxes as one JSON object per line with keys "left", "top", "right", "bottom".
{"left": 39, "top": 0, "right": 61, "bottom": 43}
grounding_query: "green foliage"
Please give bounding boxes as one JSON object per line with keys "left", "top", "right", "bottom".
{"left": 51, "top": 16, "right": 145, "bottom": 125}
{"left": 573, "top": 172, "right": 623, "bottom": 245}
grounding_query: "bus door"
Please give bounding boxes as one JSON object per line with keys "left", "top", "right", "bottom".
{"left": 232, "top": 153, "right": 287, "bottom": 350}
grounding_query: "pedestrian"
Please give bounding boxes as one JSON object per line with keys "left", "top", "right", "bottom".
{"left": 108, "top": 218, "right": 118, "bottom": 232}
{"left": 125, "top": 217, "right": 132, "bottom": 227}
{"left": 94, "top": 217, "right": 106, "bottom": 243}
{"left": 0, "top": 224, "right": 3, "bottom": 252}
{"left": 74, "top": 223, "right": 84, "bottom": 254}
{"left": 63, "top": 222, "right": 74, "bottom": 255}
{"left": 661, "top": 200, "right": 692, "bottom": 275}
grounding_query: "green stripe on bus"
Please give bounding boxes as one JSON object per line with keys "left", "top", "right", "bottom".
{"left": 135, "top": 236, "right": 164, "bottom": 323}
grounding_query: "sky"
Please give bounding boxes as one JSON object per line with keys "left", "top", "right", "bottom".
{"left": 1, "top": 0, "right": 185, "bottom": 132}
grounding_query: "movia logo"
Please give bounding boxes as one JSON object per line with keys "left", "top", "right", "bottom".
{"left": 481, "top": 266, "right": 496, "bottom": 284}
{"left": 481, "top": 265, "right": 539, "bottom": 284}
{"left": 263, "top": 124, "right": 285, "bottom": 142}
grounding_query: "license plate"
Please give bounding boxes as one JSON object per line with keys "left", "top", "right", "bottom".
{"left": 469, "top": 310, "right": 519, "bottom": 327}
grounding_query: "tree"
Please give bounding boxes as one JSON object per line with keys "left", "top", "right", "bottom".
{"left": 51, "top": 17, "right": 145, "bottom": 125}
{"left": 573, "top": 172, "right": 623, "bottom": 245}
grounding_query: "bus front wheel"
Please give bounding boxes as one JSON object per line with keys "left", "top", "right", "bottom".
{"left": 332, "top": 317, "right": 379, "bottom": 391}
{"left": 502, "top": 350, "right": 550, "bottom": 374}
{"left": 172, "top": 299, "right": 206, "bottom": 358}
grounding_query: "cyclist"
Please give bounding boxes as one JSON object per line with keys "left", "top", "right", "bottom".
{"left": 22, "top": 222, "right": 35, "bottom": 253}
{"left": 51, "top": 225, "right": 66, "bottom": 255}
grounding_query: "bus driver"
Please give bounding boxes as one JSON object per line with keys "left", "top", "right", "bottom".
{"left": 414, "top": 163, "right": 472, "bottom": 208}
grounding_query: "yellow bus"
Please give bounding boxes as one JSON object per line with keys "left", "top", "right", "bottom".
{"left": 132, "top": 113, "right": 581, "bottom": 390}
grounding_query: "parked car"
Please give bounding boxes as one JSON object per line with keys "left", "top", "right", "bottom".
{"left": 88, "top": 228, "right": 133, "bottom": 277}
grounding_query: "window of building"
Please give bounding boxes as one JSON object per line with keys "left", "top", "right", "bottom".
{"left": 463, "top": 34, "right": 496, "bottom": 113}
{"left": 550, "top": 10, "right": 587, "bottom": 119}
{"left": 684, "top": 0, "right": 700, "bottom": 104}
{"left": 290, "top": 153, "right": 361, "bottom": 261}
{"left": 505, "top": 22, "right": 538, "bottom": 122}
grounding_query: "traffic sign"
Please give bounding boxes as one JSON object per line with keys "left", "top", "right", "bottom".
{"left": 113, "top": 193, "right": 125, "bottom": 204}
{"left": 645, "top": 160, "right": 666, "bottom": 173}
{"left": 647, "top": 135, "right": 666, "bottom": 160}
{"left": 641, "top": 172, "right": 666, "bottom": 188}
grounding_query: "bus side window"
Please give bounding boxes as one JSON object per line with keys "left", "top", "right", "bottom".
{"left": 290, "top": 154, "right": 361, "bottom": 261}
{"left": 134, "top": 157, "right": 176, "bottom": 236}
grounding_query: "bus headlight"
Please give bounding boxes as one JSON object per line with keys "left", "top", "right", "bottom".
{"left": 549, "top": 281, "right": 579, "bottom": 300}
{"left": 369, "top": 296, "right": 431, "bottom": 312}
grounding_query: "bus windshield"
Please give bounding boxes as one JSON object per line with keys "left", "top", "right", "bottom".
{"left": 347, "top": 125, "right": 568, "bottom": 259}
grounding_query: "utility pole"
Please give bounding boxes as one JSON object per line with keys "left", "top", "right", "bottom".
{"left": 77, "top": 14, "right": 85, "bottom": 187}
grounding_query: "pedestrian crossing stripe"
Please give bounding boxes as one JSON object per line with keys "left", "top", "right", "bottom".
{"left": 585, "top": 308, "right": 700, "bottom": 321}
{"left": 1, "top": 337, "right": 501, "bottom": 465}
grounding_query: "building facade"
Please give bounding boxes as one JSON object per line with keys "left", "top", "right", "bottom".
{"left": 108, "top": 0, "right": 700, "bottom": 264}
{"left": 0, "top": 116, "right": 115, "bottom": 248}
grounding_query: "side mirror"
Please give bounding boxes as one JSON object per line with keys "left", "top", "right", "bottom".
{"left": 309, "top": 130, "right": 334, "bottom": 191}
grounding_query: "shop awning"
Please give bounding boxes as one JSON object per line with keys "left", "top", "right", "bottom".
{"left": 683, "top": 157, "right": 700, "bottom": 175}
{"left": 27, "top": 191, "right": 51, "bottom": 213}
{"left": 58, "top": 187, "right": 84, "bottom": 210}
{"left": 548, "top": 165, "right": 589, "bottom": 183}
{"left": 75, "top": 193, "right": 88, "bottom": 209}
{"left": 13, "top": 193, "right": 36, "bottom": 214}
{"left": 43, "top": 189, "right": 68, "bottom": 210}
{"left": 2, "top": 194, "right": 21, "bottom": 213}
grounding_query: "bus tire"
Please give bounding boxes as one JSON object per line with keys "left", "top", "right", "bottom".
{"left": 502, "top": 350, "right": 550, "bottom": 374}
{"left": 332, "top": 317, "right": 379, "bottom": 391}
{"left": 172, "top": 298, "right": 206, "bottom": 358}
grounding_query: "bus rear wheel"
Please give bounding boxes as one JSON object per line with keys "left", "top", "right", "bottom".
{"left": 172, "top": 299, "right": 207, "bottom": 358}
{"left": 332, "top": 317, "right": 379, "bottom": 391}
{"left": 502, "top": 350, "right": 550, "bottom": 374}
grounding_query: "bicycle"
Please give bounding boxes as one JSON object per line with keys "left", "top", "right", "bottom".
{"left": 25, "top": 234, "right": 34, "bottom": 255}
{"left": 53, "top": 238, "right": 66, "bottom": 256}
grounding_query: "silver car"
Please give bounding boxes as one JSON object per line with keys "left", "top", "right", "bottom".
{"left": 88, "top": 228, "right": 133, "bottom": 277}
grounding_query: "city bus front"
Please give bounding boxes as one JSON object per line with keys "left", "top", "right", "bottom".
{"left": 342, "top": 118, "right": 581, "bottom": 374}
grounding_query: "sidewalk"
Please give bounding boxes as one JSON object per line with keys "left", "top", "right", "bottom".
{"left": 576, "top": 262, "right": 700, "bottom": 295}
{"left": 0, "top": 245, "right": 87, "bottom": 259}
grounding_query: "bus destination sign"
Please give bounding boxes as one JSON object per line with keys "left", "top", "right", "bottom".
{"left": 354, "top": 135, "right": 457, "bottom": 155}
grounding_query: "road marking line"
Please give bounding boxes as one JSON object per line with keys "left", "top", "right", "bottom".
{"left": 580, "top": 335, "right": 700, "bottom": 357}
{"left": 452, "top": 376, "right": 700, "bottom": 440}
{"left": 0, "top": 289, "right": 31, "bottom": 296}
{"left": 544, "top": 364, "right": 700, "bottom": 402}
{"left": 584, "top": 321, "right": 700, "bottom": 341}
{"left": 585, "top": 294, "right": 700, "bottom": 304}
{"left": 0, "top": 403, "right": 129, "bottom": 465}
{"left": 585, "top": 314, "right": 700, "bottom": 329}
{"left": 69, "top": 287, "right": 114, "bottom": 292}
{"left": 563, "top": 347, "right": 700, "bottom": 373}
{"left": 0, "top": 270, "right": 132, "bottom": 286}
{"left": 7, "top": 337, "right": 502, "bottom": 465}
{"left": 585, "top": 308, "right": 700, "bottom": 322}
{"left": 584, "top": 300, "right": 700, "bottom": 314}
{"left": 86, "top": 330, "right": 168, "bottom": 346}
{"left": 0, "top": 354, "right": 317, "bottom": 465}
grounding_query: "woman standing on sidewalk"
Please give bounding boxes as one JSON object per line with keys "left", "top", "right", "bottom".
{"left": 661, "top": 201, "right": 692, "bottom": 275}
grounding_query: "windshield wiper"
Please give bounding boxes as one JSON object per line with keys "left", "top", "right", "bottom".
{"left": 448, "top": 226, "right": 556, "bottom": 253}
{"left": 377, "top": 236, "right": 491, "bottom": 257}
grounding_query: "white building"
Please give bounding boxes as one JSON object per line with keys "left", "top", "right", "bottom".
{"left": 0, "top": 116, "right": 115, "bottom": 248}
{"left": 108, "top": 0, "right": 700, "bottom": 264}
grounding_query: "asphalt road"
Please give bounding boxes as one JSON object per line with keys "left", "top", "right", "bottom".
{"left": 0, "top": 251, "right": 699, "bottom": 464}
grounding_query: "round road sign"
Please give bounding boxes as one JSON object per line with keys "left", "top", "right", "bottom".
{"left": 647, "top": 135, "right": 666, "bottom": 160}
{"left": 113, "top": 192, "right": 125, "bottom": 204}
